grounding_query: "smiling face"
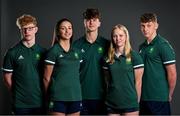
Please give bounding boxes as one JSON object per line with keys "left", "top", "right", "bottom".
{"left": 58, "top": 21, "right": 73, "bottom": 41}
{"left": 112, "top": 28, "right": 126, "bottom": 48}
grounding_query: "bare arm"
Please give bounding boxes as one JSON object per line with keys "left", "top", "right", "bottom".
{"left": 134, "top": 68, "right": 144, "bottom": 102}
{"left": 166, "top": 64, "right": 177, "bottom": 102}
{"left": 3, "top": 72, "right": 13, "bottom": 91}
{"left": 43, "top": 65, "right": 54, "bottom": 94}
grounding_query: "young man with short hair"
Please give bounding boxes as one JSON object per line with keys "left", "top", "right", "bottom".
{"left": 2, "top": 14, "right": 45, "bottom": 115}
{"left": 73, "top": 8, "right": 109, "bottom": 115}
{"left": 139, "top": 13, "right": 177, "bottom": 115}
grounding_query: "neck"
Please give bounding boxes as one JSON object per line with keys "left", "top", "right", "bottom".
{"left": 115, "top": 46, "right": 124, "bottom": 55}
{"left": 59, "top": 39, "right": 70, "bottom": 52}
{"left": 147, "top": 32, "right": 157, "bottom": 44}
{"left": 86, "top": 30, "right": 98, "bottom": 43}
{"left": 22, "top": 39, "right": 35, "bottom": 48}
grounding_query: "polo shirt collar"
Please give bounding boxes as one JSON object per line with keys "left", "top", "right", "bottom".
{"left": 83, "top": 35, "right": 102, "bottom": 44}
{"left": 144, "top": 34, "right": 159, "bottom": 46}
{"left": 114, "top": 52, "right": 126, "bottom": 60}
{"left": 56, "top": 43, "right": 73, "bottom": 53}
{"left": 20, "top": 40, "right": 37, "bottom": 50}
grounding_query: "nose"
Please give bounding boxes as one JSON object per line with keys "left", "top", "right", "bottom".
{"left": 23, "top": 29, "right": 29, "bottom": 34}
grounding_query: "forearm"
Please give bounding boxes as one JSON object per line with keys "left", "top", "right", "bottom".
{"left": 134, "top": 68, "right": 144, "bottom": 102}
{"left": 166, "top": 64, "right": 177, "bottom": 101}
{"left": 3, "top": 73, "right": 13, "bottom": 91}
{"left": 135, "top": 81, "right": 142, "bottom": 102}
{"left": 43, "top": 77, "right": 51, "bottom": 93}
{"left": 43, "top": 65, "right": 54, "bottom": 94}
{"left": 168, "top": 74, "right": 176, "bottom": 101}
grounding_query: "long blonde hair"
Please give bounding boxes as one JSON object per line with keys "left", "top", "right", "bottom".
{"left": 107, "top": 24, "right": 132, "bottom": 64}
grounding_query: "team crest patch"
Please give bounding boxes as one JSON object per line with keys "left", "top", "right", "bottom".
{"left": 149, "top": 47, "right": 154, "bottom": 53}
{"left": 36, "top": 54, "right": 40, "bottom": 60}
{"left": 49, "top": 101, "right": 54, "bottom": 108}
{"left": 98, "top": 47, "right": 103, "bottom": 53}
{"left": 74, "top": 52, "right": 79, "bottom": 59}
{"left": 126, "top": 58, "right": 132, "bottom": 64}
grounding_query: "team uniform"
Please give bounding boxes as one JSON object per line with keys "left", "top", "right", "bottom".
{"left": 2, "top": 41, "right": 46, "bottom": 114}
{"left": 73, "top": 36, "right": 109, "bottom": 114}
{"left": 103, "top": 50, "right": 144, "bottom": 114}
{"left": 44, "top": 43, "right": 82, "bottom": 114}
{"left": 139, "top": 34, "right": 176, "bottom": 115}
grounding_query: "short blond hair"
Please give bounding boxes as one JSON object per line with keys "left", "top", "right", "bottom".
{"left": 16, "top": 14, "right": 37, "bottom": 29}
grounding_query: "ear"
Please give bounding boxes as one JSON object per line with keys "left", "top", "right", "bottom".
{"left": 35, "top": 27, "right": 38, "bottom": 33}
{"left": 84, "top": 19, "right": 87, "bottom": 27}
{"left": 155, "top": 22, "right": 159, "bottom": 29}
{"left": 98, "top": 21, "right": 101, "bottom": 27}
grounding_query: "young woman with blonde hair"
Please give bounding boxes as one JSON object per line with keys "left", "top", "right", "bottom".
{"left": 103, "top": 24, "right": 144, "bottom": 116}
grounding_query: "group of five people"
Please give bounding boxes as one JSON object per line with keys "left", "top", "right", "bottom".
{"left": 2, "top": 8, "right": 177, "bottom": 115}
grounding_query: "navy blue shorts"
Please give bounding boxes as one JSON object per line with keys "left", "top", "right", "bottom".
{"left": 49, "top": 101, "right": 82, "bottom": 114}
{"left": 140, "top": 101, "right": 171, "bottom": 115}
{"left": 107, "top": 106, "right": 139, "bottom": 114}
{"left": 81, "top": 100, "right": 107, "bottom": 115}
{"left": 13, "top": 107, "right": 44, "bottom": 115}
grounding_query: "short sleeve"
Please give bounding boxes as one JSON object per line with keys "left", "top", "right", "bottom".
{"left": 131, "top": 51, "right": 144, "bottom": 69}
{"left": 2, "top": 50, "right": 14, "bottom": 72}
{"left": 159, "top": 42, "right": 176, "bottom": 65}
{"left": 44, "top": 48, "right": 57, "bottom": 65}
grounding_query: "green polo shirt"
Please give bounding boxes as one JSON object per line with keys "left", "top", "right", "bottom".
{"left": 45, "top": 43, "right": 82, "bottom": 101}
{"left": 73, "top": 36, "right": 109, "bottom": 100}
{"left": 139, "top": 34, "right": 176, "bottom": 101}
{"left": 2, "top": 41, "right": 45, "bottom": 108}
{"left": 103, "top": 50, "right": 144, "bottom": 109}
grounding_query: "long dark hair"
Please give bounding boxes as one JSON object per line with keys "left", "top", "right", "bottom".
{"left": 51, "top": 18, "right": 73, "bottom": 46}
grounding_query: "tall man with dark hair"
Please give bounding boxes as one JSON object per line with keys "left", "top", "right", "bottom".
{"left": 73, "top": 8, "right": 109, "bottom": 115}
{"left": 139, "top": 13, "right": 177, "bottom": 115}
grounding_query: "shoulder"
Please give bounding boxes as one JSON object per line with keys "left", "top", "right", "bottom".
{"left": 46, "top": 44, "right": 59, "bottom": 54}
{"left": 156, "top": 35, "right": 174, "bottom": 51}
{"left": 99, "top": 36, "right": 109, "bottom": 43}
{"left": 72, "top": 36, "right": 86, "bottom": 49}
{"left": 131, "top": 50, "right": 143, "bottom": 62}
{"left": 131, "top": 50, "right": 141, "bottom": 58}
{"left": 156, "top": 35, "right": 169, "bottom": 44}
{"left": 97, "top": 36, "right": 110, "bottom": 48}
{"left": 73, "top": 36, "right": 85, "bottom": 44}
{"left": 35, "top": 44, "right": 47, "bottom": 53}
{"left": 5, "top": 42, "right": 21, "bottom": 55}
{"left": 139, "top": 41, "right": 146, "bottom": 50}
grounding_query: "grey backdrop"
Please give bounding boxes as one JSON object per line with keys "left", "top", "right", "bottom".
{"left": 1, "top": 0, "right": 180, "bottom": 114}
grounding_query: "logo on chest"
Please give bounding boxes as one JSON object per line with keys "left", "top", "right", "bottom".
{"left": 35, "top": 54, "right": 40, "bottom": 60}
{"left": 18, "top": 55, "right": 24, "bottom": 60}
{"left": 59, "top": 54, "right": 64, "bottom": 58}
{"left": 126, "top": 58, "right": 132, "bottom": 65}
{"left": 149, "top": 47, "right": 154, "bottom": 53}
{"left": 98, "top": 47, "right": 103, "bottom": 54}
{"left": 74, "top": 52, "right": 79, "bottom": 59}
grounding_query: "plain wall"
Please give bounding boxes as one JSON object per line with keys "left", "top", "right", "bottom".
{"left": 1, "top": 0, "right": 180, "bottom": 114}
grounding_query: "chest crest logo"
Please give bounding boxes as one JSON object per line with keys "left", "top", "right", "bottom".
{"left": 74, "top": 52, "right": 79, "bottom": 59}
{"left": 126, "top": 58, "right": 132, "bottom": 65}
{"left": 149, "top": 47, "right": 154, "bottom": 53}
{"left": 98, "top": 47, "right": 103, "bottom": 54}
{"left": 36, "top": 54, "right": 40, "bottom": 60}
